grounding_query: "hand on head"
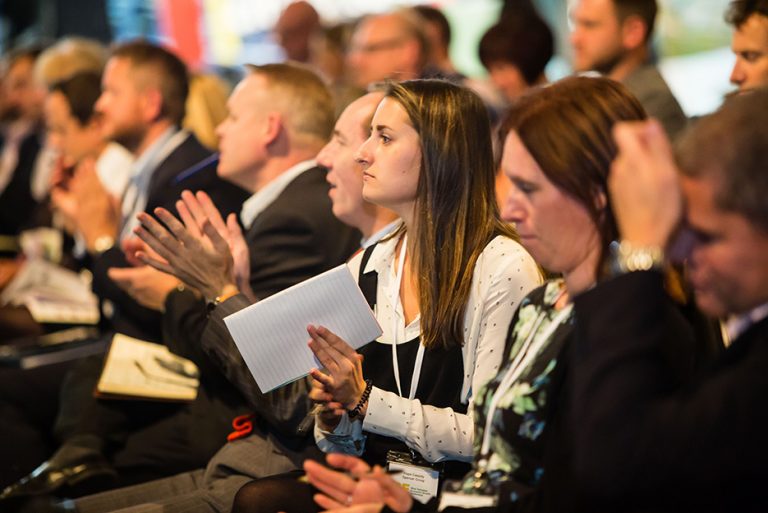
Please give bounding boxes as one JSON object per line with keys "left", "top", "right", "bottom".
{"left": 610, "top": 119, "right": 683, "bottom": 249}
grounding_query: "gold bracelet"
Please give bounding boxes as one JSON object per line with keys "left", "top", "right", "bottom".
{"left": 206, "top": 286, "right": 239, "bottom": 312}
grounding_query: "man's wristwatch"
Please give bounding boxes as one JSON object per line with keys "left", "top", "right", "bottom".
{"left": 92, "top": 235, "right": 115, "bottom": 254}
{"left": 206, "top": 286, "right": 240, "bottom": 313}
{"left": 609, "top": 240, "right": 665, "bottom": 275}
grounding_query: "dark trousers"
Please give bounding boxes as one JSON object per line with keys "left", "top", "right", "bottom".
{"left": 0, "top": 361, "right": 75, "bottom": 487}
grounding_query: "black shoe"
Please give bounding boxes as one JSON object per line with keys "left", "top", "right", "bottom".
{"left": 0, "top": 456, "right": 117, "bottom": 500}
{"left": 1, "top": 494, "right": 77, "bottom": 513}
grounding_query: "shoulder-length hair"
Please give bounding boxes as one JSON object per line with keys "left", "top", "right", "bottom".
{"left": 498, "top": 75, "right": 647, "bottom": 277}
{"left": 384, "top": 79, "right": 518, "bottom": 350}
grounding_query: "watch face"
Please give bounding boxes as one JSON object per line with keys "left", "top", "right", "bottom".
{"left": 94, "top": 235, "right": 115, "bottom": 253}
{"left": 610, "top": 241, "right": 664, "bottom": 274}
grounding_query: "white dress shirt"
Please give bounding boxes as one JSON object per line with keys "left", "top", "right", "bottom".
{"left": 96, "top": 142, "right": 134, "bottom": 199}
{"left": 119, "top": 128, "right": 188, "bottom": 241}
{"left": 239, "top": 160, "right": 317, "bottom": 229}
{"left": 316, "top": 233, "right": 542, "bottom": 463}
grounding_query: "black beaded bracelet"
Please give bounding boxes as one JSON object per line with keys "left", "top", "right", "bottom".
{"left": 348, "top": 379, "right": 373, "bottom": 419}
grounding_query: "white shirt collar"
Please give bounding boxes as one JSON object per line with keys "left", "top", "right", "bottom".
{"left": 239, "top": 159, "right": 317, "bottom": 228}
{"left": 118, "top": 128, "right": 186, "bottom": 240}
{"left": 130, "top": 127, "right": 182, "bottom": 181}
{"left": 363, "top": 223, "right": 404, "bottom": 275}
{"left": 96, "top": 142, "right": 134, "bottom": 198}
{"left": 725, "top": 302, "right": 768, "bottom": 343}
{"left": 361, "top": 220, "right": 401, "bottom": 249}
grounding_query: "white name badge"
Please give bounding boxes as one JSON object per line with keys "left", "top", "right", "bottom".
{"left": 438, "top": 491, "right": 498, "bottom": 510}
{"left": 387, "top": 460, "right": 441, "bottom": 504}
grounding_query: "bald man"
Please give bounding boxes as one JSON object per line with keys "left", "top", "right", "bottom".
{"left": 274, "top": 1, "right": 320, "bottom": 63}
{"left": 345, "top": 10, "right": 429, "bottom": 88}
{"left": 66, "top": 88, "right": 395, "bottom": 513}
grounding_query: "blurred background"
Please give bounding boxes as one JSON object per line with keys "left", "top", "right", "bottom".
{"left": 0, "top": 0, "right": 734, "bottom": 116}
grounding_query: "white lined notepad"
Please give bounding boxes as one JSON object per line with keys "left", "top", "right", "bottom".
{"left": 223, "top": 264, "right": 382, "bottom": 393}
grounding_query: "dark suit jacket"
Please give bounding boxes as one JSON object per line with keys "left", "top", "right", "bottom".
{"left": 163, "top": 165, "right": 359, "bottom": 375}
{"left": 65, "top": 165, "right": 353, "bottom": 480}
{"left": 110, "top": 166, "right": 359, "bottom": 483}
{"left": 165, "top": 166, "right": 360, "bottom": 457}
{"left": 91, "top": 132, "right": 248, "bottom": 341}
{"left": 0, "top": 128, "right": 43, "bottom": 240}
{"left": 203, "top": 294, "right": 322, "bottom": 466}
{"left": 570, "top": 271, "right": 767, "bottom": 512}
{"left": 623, "top": 64, "right": 688, "bottom": 141}
{"left": 43, "top": 134, "right": 247, "bottom": 481}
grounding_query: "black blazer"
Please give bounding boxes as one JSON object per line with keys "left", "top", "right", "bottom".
{"left": 91, "top": 132, "right": 248, "bottom": 341}
{"left": 204, "top": 294, "right": 317, "bottom": 458}
{"left": 570, "top": 271, "right": 766, "bottom": 512}
{"left": 0, "top": 128, "right": 43, "bottom": 239}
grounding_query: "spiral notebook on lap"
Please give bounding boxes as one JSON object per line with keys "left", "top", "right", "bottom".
{"left": 223, "top": 264, "right": 382, "bottom": 393}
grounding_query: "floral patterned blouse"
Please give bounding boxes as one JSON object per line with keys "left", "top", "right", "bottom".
{"left": 455, "top": 280, "right": 575, "bottom": 505}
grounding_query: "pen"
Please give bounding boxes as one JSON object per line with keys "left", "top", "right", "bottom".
{"left": 153, "top": 355, "right": 199, "bottom": 379}
{"left": 173, "top": 153, "right": 220, "bottom": 184}
{"left": 295, "top": 403, "right": 323, "bottom": 436}
{"left": 134, "top": 360, "right": 198, "bottom": 389}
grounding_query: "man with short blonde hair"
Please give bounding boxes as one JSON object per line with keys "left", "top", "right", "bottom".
{"left": 64, "top": 66, "right": 368, "bottom": 513}
{"left": 241, "top": 63, "right": 335, "bottom": 157}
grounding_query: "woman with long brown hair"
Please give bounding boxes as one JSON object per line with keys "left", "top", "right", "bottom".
{"left": 231, "top": 79, "right": 541, "bottom": 513}
{"left": 300, "top": 76, "right": 665, "bottom": 513}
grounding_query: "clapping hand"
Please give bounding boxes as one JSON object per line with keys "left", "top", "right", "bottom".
{"left": 49, "top": 156, "right": 77, "bottom": 235}
{"left": 303, "top": 454, "right": 413, "bottom": 513}
{"left": 108, "top": 264, "right": 181, "bottom": 312}
{"left": 309, "top": 374, "right": 345, "bottom": 431}
{"left": 108, "top": 237, "right": 180, "bottom": 311}
{"left": 50, "top": 158, "right": 119, "bottom": 249}
{"left": 308, "top": 325, "right": 367, "bottom": 422}
{"left": 177, "top": 190, "right": 254, "bottom": 300}
{"left": 121, "top": 237, "right": 155, "bottom": 267}
{"left": 134, "top": 190, "right": 253, "bottom": 301}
